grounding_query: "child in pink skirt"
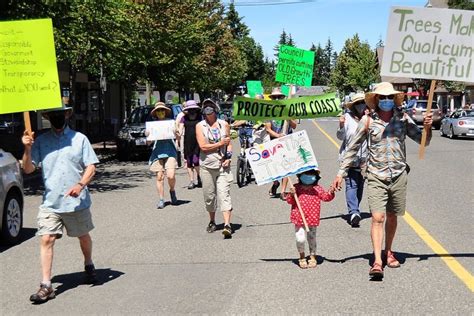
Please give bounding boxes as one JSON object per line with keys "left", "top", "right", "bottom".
{"left": 287, "top": 169, "right": 335, "bottom": 269}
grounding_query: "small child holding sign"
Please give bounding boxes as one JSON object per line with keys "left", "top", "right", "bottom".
{"left": 286, "top": 169, "right": 335, "bottom": 269}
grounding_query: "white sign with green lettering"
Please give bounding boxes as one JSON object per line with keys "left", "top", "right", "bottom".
{"left": 381, "top": 6, "right": 474, "bottom": 82}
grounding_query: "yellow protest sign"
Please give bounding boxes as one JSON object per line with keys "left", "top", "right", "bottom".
{"left": 0, "top": 18, "right": 61, "bottom": 114}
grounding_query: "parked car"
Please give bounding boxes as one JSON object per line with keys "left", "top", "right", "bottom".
{"left": 116, "top": 106, "right": 154, "bottom": 160}
{"left": 0, "top": 149, "right": 24, "bottom": 245}
{"left": 116, "top": 104, "right": 183, "bottom": 161}
{"left": 406, "top": 100, "right": 442, "bottom": 129}
{"left": 440, "top": 109, "right": 474, "bottom": 139}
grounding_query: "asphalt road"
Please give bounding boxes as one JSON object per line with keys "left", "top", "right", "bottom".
{"left": 1, "top": 118, "right": 473, "bottom": 314}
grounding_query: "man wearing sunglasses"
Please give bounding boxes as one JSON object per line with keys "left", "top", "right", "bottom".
{"left": 332, "top": 82, "right": 433, "bottom": 280}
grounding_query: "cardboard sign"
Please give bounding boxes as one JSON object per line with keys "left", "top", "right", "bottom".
{"left": 246, "top": 130, "right": 318, "bottom": 185}
{"left": 233, "top": 93, "right": 341, "bottom": 120}
{"left": 275, "top": 45, "right": 315, "bottom": 87}
{"left": 381, "top": 6, "right": 474, "bottom": 82}
{"left": 146, "top": 120, "right": 176, "bottom": 141}
{"left": 246, "top": 80, "right": 263, "bottom": 98}
{"left": 0, "top": 19, "right": 61, "bottom": 114}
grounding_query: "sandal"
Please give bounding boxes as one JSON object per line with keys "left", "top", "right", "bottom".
{"left": 386, "top": 250, "right": 401, "bottom": 268}
{"left": 307, "top": 256, "right": 317, "bottom": 268}
{"left": 369, "top": 262, "right": 384, "bottom": 278}
{"left": 298, "top": 258, "right": 308, "bottom": 269}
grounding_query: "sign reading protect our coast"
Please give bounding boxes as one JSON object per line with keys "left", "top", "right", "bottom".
{"left": 276, "top": 45, "right": 315, "bottom": 87}
{"left": 246, "top": 130, "right": 318, "bottom": 185}
{"left": 0, "top": 19, "right": 61, "bottom": 114}
{"left": 233, "top": 93, "right": 341, "bottom": 120}
{"left": 381, "top": 7, "right": 474, "bottom": 82}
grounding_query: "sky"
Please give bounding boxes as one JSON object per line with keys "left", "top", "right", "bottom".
{"left": 228, "top": 0, "right": 428, "bottom": 59}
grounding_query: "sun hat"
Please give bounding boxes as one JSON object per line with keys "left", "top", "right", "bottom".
{"left": 202, "top": 99, "right": 220, "bottom": 112}
{"left": 345, "top": 93, "right": 366, "bottom": 110}
{"left": 365, "top": 82, "right": 404, "bottom": 109}
{"left": 184, "top": 100, "right": 200, "bottom": 111}
{"left": 151, "top": 101, "right": 171, "bottom": 117}
{"left": 269, "top": 87, "right": 285, "bottom": 99}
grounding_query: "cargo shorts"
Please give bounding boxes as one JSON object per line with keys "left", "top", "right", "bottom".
{"left": 37, "top": 207, "right": 94, "bottom": 238}
{"left": 367, "top": 170, "right": 407, "bottom": 216}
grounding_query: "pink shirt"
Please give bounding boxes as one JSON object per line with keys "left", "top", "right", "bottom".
{"left": 287, "top": 183, "right": 335, "bottom": 226}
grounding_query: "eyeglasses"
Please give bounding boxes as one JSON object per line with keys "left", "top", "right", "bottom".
{"left": 378, "top": 95, "right": 394, "bottom": 100}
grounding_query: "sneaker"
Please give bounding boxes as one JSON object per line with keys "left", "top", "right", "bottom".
{"left": 206, "top": 221, "right": 217, "bottom": 233}
{"left": 170, "top": 191, "right": 178, "bottom": 205}
{"left": 188, "top": 182, "right": 195, "bottom": 190}
{"left": 222, "top": 224, "right": 232, "bottom": 238}
{"left": 196, "top": 176, "right": 202, "bottom": 188}
{"left": 84, "top": 264, "right": 98, "bottom": 284}
{"left": 350, "top": 214, "right": 361, "bottom": 227}
{"left": 29, "top": 283, "right": 55, "bottom": 303}
{"left": 157, "top": 199, "right": 165, "bottom": 209}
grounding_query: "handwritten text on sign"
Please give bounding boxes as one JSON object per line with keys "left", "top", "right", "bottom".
{"left": 275, "top": 45, "right": 315, "bottom": 87}
{"left": 381, "top": 7, "right": 474, "bottom": 82}
{"left": 246, "top": 130, "right": 318, "bottom": 185}
{"left": 233, "top": 93, "right": 341, "bottom": 120}
{"left": 146, "top": 120, "right": 176, "bottom": 141}
{"left": 0, "top": 19, "right": 61, "bottom": 114}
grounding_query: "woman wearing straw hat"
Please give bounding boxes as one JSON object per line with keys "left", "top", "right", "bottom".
{"left": 332, "top": 82, "right": 433, "bottom": 279}
{"left": 148, "top": 102, "right": 178, "bottom": 209}
{"left": 336, "top": 93, "right": 368, "bottom": 228}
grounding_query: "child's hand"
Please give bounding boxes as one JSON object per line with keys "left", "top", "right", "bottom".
{"left": 328, "top": 185, "right": 336, "bottom": 194}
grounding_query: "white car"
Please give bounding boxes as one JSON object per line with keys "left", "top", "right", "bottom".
{"left": 0, "top": 148, "right": 24, "bottom": 244}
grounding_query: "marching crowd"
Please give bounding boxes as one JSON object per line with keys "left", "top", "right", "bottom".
{"left": 21, "top": 82, "right": 433, "bottom": 303}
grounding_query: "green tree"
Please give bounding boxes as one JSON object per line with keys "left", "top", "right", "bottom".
{"left": 287, "top": 33, "right": 295, "bottom": 47}
{"left": 310, "top": 43, "right": 325, "bottom": 86}
{"left": 331, "top": 34, "right": 379, "bottom": 95}
{"left": 274, "top": 29, "right": 288, "bottom": 59}
{"left": 448, "top": 0, "right": 474, "bottom": 9}
{"left": 226, "top": 2, "right": 249, "bottom": 40}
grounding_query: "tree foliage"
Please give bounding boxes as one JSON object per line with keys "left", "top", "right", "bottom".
{"left": 330, "top": 34, "right": 379, "bottom": 95}
{"left": 448, "top": 0, "right": 474, "bottom": 9}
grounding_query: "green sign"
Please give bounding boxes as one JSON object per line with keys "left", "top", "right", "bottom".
{"left": 281, "top": 85, "right": 290, "bottom": 97}
{"left": 246, "top": 80, "right": 263, "bottom": 97}
{"left": 233, "top": 93, "right": 341, "bottom": 121}
{"left": 0, "top": 19, "right": 61, "bottom": 114}
{"left": 275, "top": 45, "right": 315, "bottom": 87}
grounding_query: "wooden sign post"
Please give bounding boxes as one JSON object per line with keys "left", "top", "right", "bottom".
{"left": 418, "top": 80, "right": 436, "bottom": 159}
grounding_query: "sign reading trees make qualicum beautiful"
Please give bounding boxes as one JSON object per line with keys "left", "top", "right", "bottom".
{"left": 0, "top": 19, "right": 61, "bottom": 114}
{"left": 381, "top": 6, "right": 474, "bottom": 82}
{"left": 276, "top": 45, "right": 315, "bottom": 87}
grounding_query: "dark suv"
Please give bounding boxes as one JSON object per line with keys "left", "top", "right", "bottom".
{"left": 116, "top": 106, "right": 154, "bottom": 160}
{"left": 406, "top": 100, "right": 442, "bottom": 129}
{"left": 116, "top": 104, "right": 183, "bottom": 160}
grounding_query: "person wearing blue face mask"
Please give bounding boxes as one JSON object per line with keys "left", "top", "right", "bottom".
{"left": 286, "top": 169, "right": 335, "bottom": 269}
{"left": 332, "top": 82, "right": 433, "bottom": 280}
{"left": 337, "top": 93, "right": 369, "bottom": 228}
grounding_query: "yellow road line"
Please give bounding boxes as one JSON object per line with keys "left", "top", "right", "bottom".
{"left": 312, "top": 119, "right": 474, "bottom": 292}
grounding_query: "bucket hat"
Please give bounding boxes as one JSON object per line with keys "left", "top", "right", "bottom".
{"left": 345, "top": 93, "right": 366, "bottom": 110}
{"left": 269, "top": 87, "right": 285, "bottom": 99}
{"left": 151, "top": 101, "right": 171, "bottom": 117}
{"left": 184, "top": 100, "right": 201, "bottom": 111}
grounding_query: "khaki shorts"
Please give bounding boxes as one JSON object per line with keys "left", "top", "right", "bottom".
{"left": 367, "top": 171, "right": 407, "bottom": 216}
{"left": 37, "top": 208, "right": 94, "bottom": 238}
{"left": 150, "top": 157, "right": 177, "bottom": 173}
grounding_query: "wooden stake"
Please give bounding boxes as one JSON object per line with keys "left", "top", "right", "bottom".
{"left": 288, "top": 177, "right": 309, "bottom": 232}
{"left": 23, "top": 111, "right": 32, "bottom": 137}
{"left": 418, "top": 79, "right": 436, "bottom": 159}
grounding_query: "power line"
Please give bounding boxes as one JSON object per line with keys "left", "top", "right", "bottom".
{"left": 223, "top": 0, "right": 319, "bottom": 7}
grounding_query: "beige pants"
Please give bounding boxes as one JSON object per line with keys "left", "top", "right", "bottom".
{"left": 201, "top": 166, "right": 233, "bottom": 212}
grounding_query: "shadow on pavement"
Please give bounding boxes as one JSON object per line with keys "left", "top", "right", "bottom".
{"left": 51, "top": 268, "right": 124, "bottom": 296}
{"left": 88, "top": 167, "right": 151, "bottom": 193}
{"left": 260, "top": 255, "right": 324, "bottom": 266}
{"left": 245, "top": 222, "right": 291, "bottom": 228}
{"left": 0, "top": 227, "right": 37, "bottom": 253}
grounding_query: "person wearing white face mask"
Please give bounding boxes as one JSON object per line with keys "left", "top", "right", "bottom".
{"left": 336, "top": 93, "right": 369, "bottom": 228}
{"left": 332, "top": 82, "right": 433, "bottom": 280}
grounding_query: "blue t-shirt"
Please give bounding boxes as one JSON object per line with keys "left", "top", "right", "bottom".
{"left": 31, "top": 127, "right": 99, "bottom": 213}
{"left": 149, "top": 139, "right": 177, "bottom": 164}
